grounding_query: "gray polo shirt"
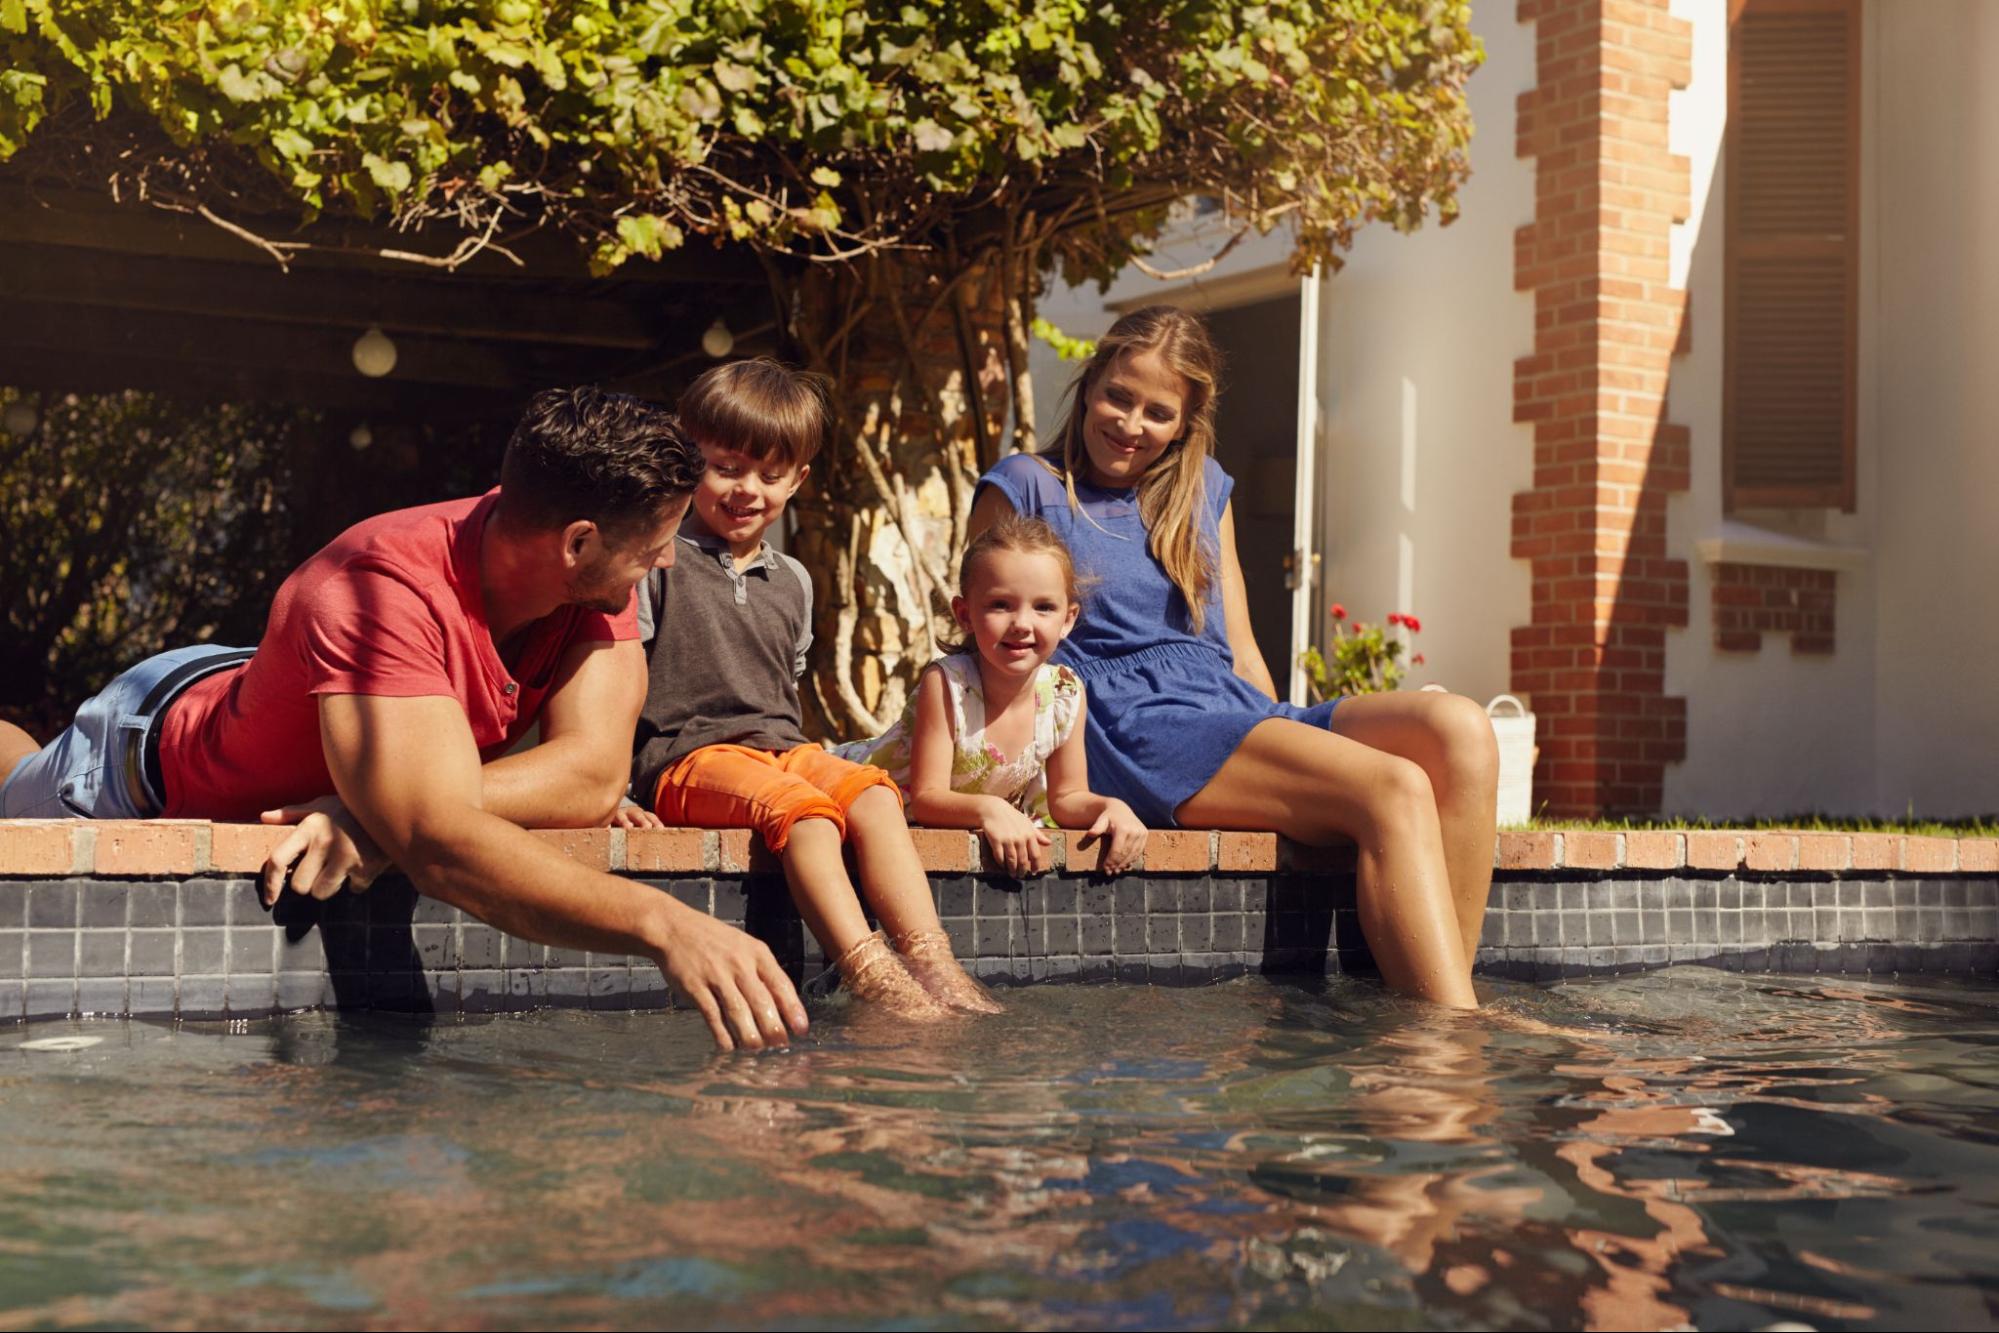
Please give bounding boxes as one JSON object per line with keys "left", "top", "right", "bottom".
{"left": 629, "top": 523, "right": 815, "bottom": 802}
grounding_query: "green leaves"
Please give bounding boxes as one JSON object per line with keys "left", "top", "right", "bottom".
{"left": 0, "top": 0, "right": 1478, "bottom": 276}
{"left": 616, "top": 212, "right": 684, "bottom": 258}
{"left": 1030, "top": 316, "right": 1095, "bottom": 363}
{"left": 361, "top": 152, "right": 411, "bottom": 194}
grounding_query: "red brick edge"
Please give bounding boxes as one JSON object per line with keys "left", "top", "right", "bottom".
{"left": 0, "top": 821, "right": 1993, "bottom": 878}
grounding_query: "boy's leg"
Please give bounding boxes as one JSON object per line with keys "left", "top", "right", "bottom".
{"left": 785, "top": 748, "right": 1002, "bottom": 1013}
{"left": 777, "top": 819, "right": 872, "bottom": 957}
{"left": 781, "top": 749, "right": 940, "bottom": 936}
{"left": 653, "top": 746, "right": 949, "bottom": 1018}
{"left": 654, "top": 745, "right": 867, "bottom": 945}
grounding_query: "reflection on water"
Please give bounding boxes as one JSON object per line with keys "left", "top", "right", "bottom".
{"left": 1, "top": 969, "right": 1995, "bottom": 1330}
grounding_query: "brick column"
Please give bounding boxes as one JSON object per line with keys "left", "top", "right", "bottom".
{"left": 1510, "top": 0, "right": 1693, "bottom": 815}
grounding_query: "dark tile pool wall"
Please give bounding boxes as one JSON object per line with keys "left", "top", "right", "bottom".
{"left": 3, "top": 870, "right": 1995, "bottom": 1022}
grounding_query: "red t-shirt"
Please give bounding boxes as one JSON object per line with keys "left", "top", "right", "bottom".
{"left": 157, "top": 490, "right": 637, "bottom": 820}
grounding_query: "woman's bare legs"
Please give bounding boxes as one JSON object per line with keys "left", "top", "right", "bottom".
{"left": 1176, "top": 717, "right": 1478, "bottom": 1008}
{"left": 1327, "top": 691, "right": 1500, "bottom": 961}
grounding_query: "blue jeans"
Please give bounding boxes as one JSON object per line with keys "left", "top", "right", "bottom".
{"left": 0, "top": 645, "right": 253, "bottom": 819}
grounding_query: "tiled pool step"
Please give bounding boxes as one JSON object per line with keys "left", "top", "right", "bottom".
{"left": 0, "top": 820, "right": 1993, "bottom": 1022}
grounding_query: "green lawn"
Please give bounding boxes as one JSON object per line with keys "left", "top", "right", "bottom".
{"left": 1513, "top": 813, "right": 1999, "bottom": 838}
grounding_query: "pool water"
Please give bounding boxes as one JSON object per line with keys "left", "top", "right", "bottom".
{"left": 2, "top": 969, "right": 1996, "bottom": 1330}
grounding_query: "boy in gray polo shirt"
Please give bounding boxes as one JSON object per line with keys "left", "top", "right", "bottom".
{"left": 628, "top": 360, "right": 998, "bottom": 1019}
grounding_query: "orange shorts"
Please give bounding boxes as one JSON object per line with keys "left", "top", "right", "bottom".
{"left": 650, "top": 743, "right": 899, "bottom": 853}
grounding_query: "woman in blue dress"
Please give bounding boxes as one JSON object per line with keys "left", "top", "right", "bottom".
{"left": 971, "top": 306, "right": 1495, "bottom": 1007}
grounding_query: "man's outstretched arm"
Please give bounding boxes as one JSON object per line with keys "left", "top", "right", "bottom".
{"left": 319, "top": 690, "right": 807, "bottom": 1052}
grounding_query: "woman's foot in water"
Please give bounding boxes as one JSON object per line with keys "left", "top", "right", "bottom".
{"left": 891, "top": 929, "right": 1006, "bottom": 1014}
{"left": 833, "top": 932, "right": 956, "bottom": 1020}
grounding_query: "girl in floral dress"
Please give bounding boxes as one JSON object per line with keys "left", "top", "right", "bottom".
{"left": 837, "top": 516, "right": 1148, "bottom": 878}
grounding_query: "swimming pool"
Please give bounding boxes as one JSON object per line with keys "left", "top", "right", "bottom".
{"left": 4, "top": 969, "right": 1995, "bottom": 1328}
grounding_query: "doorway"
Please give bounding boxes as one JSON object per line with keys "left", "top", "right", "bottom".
{"left": 1204, "top": 294, "right": 1303, "bottom": 681}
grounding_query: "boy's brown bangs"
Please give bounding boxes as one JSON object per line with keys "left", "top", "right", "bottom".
{"left": 680, "top": 359, "right": 828, "bottom": 469}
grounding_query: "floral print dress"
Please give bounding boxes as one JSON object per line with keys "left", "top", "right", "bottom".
{"left": 833, "top": 653, "right": 1084, "bottom": 826}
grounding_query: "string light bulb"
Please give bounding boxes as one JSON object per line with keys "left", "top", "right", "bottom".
{"left": 2, "top": 400, "right": 37, "bottom": 438}
{"left": 701, "top": 318, "right": 734, "bottom": 359}
{"left": 352, "top": 326, "right": 398, "bottom": 378}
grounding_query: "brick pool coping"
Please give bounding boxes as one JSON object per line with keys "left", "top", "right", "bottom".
{"left": 2, "top": 822, "right": 1994, "bottom": 1024}
{"left": 4, "top": 820, "right": 1995, "bottom": 880}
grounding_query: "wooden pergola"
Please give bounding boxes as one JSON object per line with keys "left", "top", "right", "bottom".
{"left": 0, "top": 185, "right": 778, "bottom": 418}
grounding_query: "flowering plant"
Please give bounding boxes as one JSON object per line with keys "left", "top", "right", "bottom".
{"left": 1298, "top": 604, "right": 1427, "bottom": 702}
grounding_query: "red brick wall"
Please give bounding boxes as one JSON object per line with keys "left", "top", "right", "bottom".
{"left": 1712, "top": 563, "right": 1837, "bottom": 654}
{"left": 1510, "top": 0, "right": 1694, "bottom": 815}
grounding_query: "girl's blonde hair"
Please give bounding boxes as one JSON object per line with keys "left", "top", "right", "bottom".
{"left": 1041, "top": 305, "right": 1224, "bottom": 631}
{"left": 940, "top": 514, "right": 1084, "bottom": 655}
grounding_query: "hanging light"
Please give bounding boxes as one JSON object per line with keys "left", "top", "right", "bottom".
{"left": 348, "top": 423, "right": 374, "bottom": 452}
{"left": 700, "top": 318, "right": 734, "bottom": 359}
{"left": 2, "top": 400, "right": 37, "bottom": 438}
{"left": 352, "top": 325, "right": 398, "bottom": 378}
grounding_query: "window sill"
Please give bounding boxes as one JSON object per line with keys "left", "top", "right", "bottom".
{"left": 1694, "top": 521, "right": 1869, "bottom": 573}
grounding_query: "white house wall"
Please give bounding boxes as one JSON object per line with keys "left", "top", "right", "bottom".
{"left": 1662, "top": 0, "right": 1879, "bottom": 817}
{"left": 1865, "top": 0, "right": 1999, "bottom": 816}
{"left": 1666, "top": 0, "right": 1998, "bottom": 819}
{"left": 1308, "top": 7, "right": 1538, "bottom": 708}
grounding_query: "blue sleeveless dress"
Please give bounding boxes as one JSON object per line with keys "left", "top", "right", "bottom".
{"left": 976, "top": 452, "right": 1337, "bottom": 827}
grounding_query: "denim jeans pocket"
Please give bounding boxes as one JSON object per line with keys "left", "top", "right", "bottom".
{"left": 53, "top": 763, "right": 113, "bottom": 819}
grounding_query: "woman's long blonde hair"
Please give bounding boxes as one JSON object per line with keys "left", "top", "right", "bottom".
{"left": 1042, "top": 305, "right": 1224, "bottom": 631}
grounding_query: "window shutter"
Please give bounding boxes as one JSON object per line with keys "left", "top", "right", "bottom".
{"left": 1725, "top": 0, "right": 1859, "bottom": 511}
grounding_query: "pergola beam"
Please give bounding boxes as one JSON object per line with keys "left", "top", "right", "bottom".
{"left": 0, "top": 186, "right": 785, "bottom": 411}
{"left": 0, "top": 245, "right": 687, "bottom": 351}
{"left": 0, "top": 186, "right": 765, "bottom": 284}
{"left": 1, "top": 299, "right": 682, "bottom": 393}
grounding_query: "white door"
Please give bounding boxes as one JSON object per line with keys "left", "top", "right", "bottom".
{"left": 1286, "top": 271, "right": 1323, "bottom": 706}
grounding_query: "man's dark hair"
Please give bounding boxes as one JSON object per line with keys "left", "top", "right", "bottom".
{"left": 497, "top": 387, "right": 705, "bottom": 544}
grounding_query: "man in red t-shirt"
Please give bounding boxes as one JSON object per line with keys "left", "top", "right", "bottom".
{"left": 0, "top": 388, "right": 805, "bottom": 1053}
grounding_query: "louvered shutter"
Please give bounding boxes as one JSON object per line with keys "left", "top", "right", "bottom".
{"left": 1725, "top": 0, "right": 1859, "bottom": 511}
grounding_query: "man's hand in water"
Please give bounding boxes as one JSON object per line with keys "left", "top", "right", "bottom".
{"left": 650, "top": 901, "right": 809, "bottom": 1052}
{"left": 259, "top": 795, "right": 391, "bottom": 905}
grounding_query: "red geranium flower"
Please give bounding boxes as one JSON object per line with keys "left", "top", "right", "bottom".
{"left": 1386, "top": 612, "right": 1403, "bottom": 627}
{"left": 1329, "top": 602, "right": 1346, "bottom": 621}
{"left": 1403, "top": 614, "right": 1422, "bottom": 633}
{"left": 1413, "top": 653, "right": 1426, "bottom": 666}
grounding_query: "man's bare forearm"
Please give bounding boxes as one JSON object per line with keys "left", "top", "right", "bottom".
{"left": 396, "top": 802, "right": 676, "bottom": 957}
{"left": 479, "top": 738, "right": 629, "bottom": 828}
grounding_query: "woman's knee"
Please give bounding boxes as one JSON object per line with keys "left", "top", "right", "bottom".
{"left": 1350, "top": 754, "right": 1439, "bottom": 844}
{"left": 1427, "top": 694, "right": 1499, "bottom": 793}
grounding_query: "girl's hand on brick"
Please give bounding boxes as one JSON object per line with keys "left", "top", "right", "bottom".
{"left": 979, "top": 799, "right": 1051, "bottom": 877}
{"left": 1083, "top": 799, "right": 1147, "bottom": 876}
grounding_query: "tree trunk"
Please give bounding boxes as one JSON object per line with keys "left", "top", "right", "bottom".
{"left": 784, "top": 253, "right": 1013, "bottom": 742}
